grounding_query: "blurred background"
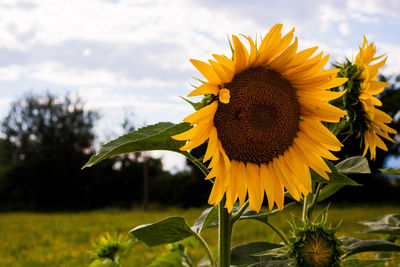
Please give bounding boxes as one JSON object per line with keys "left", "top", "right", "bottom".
{"left": 0, "top": 0, "right": 398, "bottom": 211}
{"left": 0, "top": 0, "right": 399, "bottom": 265}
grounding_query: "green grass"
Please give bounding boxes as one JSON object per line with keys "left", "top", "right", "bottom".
{"left": 0, "top": 204, "right": 399, "bottom": 266}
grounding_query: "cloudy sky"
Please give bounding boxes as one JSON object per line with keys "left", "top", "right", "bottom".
{"left": 0, "top": 0, "right": 399, "bottom": 170}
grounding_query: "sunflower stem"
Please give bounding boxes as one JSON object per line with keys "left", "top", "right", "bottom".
{"left": 218, "top": 197, "right": 232, "bottom": 267}
{"left": 181, "top": 151, "right": 209, "bottom": 176}
{"left": 192, "top": 231, "right": 216, "bottom": 267}
{"left": 302, "top": 193, "right": 311, "bottom": 222}
{"left": 306, "top": 182, "right": 323, "bottom": 220}
{"left": 265, "top": 219, "right": 289, "bottom": 245}
{"left": 231, "top": 200, "right": 249, "bottom": 223}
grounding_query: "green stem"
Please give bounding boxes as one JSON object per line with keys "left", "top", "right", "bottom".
{"left": 192, "top": 231, "right": 216, "bottom": 267}
{"left": 265, "top": 219, "right": 288, "bottom": 245}
{"left": 231, "top": 200, "right": 249, "bottom": 223}
{"left": 302, "top": 193, "right": 311, "bottom": 222}
{"left": 181, "top": 151, "right": 209, "bottom": 176}
{"left": 218, "top": 198, "right": 232, "bottom": 267}
{"left": 306, "top": 183, "right": 323, "bottom": 220}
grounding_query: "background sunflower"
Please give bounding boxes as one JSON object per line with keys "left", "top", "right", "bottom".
{"left": 353, "top": 37, "right": 398, "bottom": 160}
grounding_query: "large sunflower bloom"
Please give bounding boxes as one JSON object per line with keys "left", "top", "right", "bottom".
{"left": 353, "top": 37, "right": 397, "bottom": 160}
{"left": 173, "top": 24, "right": 347, "bottom": 213}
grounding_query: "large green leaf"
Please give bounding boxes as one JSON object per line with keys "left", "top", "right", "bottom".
{"left": 191, "top": 206, "right": 218, "bottom": 234}
{"left": 83, "top": 122, "right": 190, "bottom": 168}
{"left": 360, "top": 214, "right": 400, "bottom": 236}
{"left": 379, "top": 167, "right": 400, "bottom": 176}
{"left": 230, "top": 242, "right": 284, "bottom": 265}
{"left": 335, "top": 156, "right": 371, "bottom": 174}
{"left": 311, "top": 161, "right": 360, "bottom": 186}
{"left": 343, "top": 239, "right": 400, "bottom": 257}
{"left": 316, "top": 157, "right": 368, "bottom": 201}
{"left": 130, "top": 217, "right": 194, "bottom": 247}
{"left": 317, "top": 184, "right": 345, "bottom": 202}
{"left": 149, "top": 243, "right": 190, "bottom": 267}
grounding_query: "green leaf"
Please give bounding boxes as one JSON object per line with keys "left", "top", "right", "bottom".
{"left": 239, "top": 203, "right": 296, "bottom": 223}
{"left": 311, "top": 161, "right": 360, "bottom": 186}
{"left": 248, "top": 260, "right": 291, "bottom": 267}
{"left": 180, "top": 96, "right": 206, "bottom": 111}
{"left": 317, "top": 184, "right": 345, "bottom": 202}
{"left": 149, "top": 250, "right": 185, "bottom": 267}
{"left": 341, "top": 258, "right": 390, "bottom": 267}
{"left": 191, "top": 206, "right": 218, "bottom": 234}
{"left": 335, "top": 156, "right": 371, "bottom": 174}
{"left": 149, "top": 243, "right": 190, "bottom": 267}
{"left": 89, "top": 259, "right": 119, "bottom": 267}
{"left": 379, "top": 167, "right": 400, "bottom": 176}
{"left": 340, "top": 236, "right": 361, "bottom": 246}
{"left": 292, "top": 215, "right": 304, "bottom": 229}
{"left": 343, "top": 239, "right": 400, "bottom": 257}
{"left": 83, "top": 122, "right": 190, "bottom": 168}
{"left": 130, "top": 217, "right": 194, "bottom": 247}
{"left": 360, "top": 214, "right": 400, "bottom": 236}
{"left": 313, "top": 204, "right": 330, "bottom": 224}
{"left": 230, "top": 242, "right": 284, "bottom": 265}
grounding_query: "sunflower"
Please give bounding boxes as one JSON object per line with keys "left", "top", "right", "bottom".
{"left": 173, "top": 24, "right": 347, "bottom": 213}
{"left": 353, "top": 37, "right": 397, "bottom": 160}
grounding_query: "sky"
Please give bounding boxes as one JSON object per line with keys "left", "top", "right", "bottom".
{"left": 0, "top": 0, "right": 399, "bottom": 170}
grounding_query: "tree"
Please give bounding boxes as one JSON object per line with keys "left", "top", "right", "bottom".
{"left": 0, "top": 92, "right": 99, "bottom": 210}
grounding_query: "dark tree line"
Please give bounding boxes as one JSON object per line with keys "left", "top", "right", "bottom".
{"left": 0, "top": 82, "right": 398, "bottom": 211}
{"left": 0, "top": 92, "right": 211, "bottom": 211}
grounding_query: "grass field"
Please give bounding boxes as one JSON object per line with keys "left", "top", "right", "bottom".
{"left": 0, "top": 204, "right": 399, "bottom": 267}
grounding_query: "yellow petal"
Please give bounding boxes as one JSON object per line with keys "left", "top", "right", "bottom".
{"left": 260, "top": 163, "right": 275, "bottom": 210}
{"left": 255, "top": 24, "right": 283, "bottom": 65}
{"left": 190, "top": 59, "right": 222, "bottom": 84}
{"left": 298, "top": 89, "right": 347, "bottom": 101}
{"left": 273, "top": 157, "right": 301, "bottom": 201}
{"left": 232, "top": 35, "right": 249, "bottom": 74}
{"left": 219, "top": 88, "right": 230, "bottom": 104}
{"left": 268, "top": 162, "right": 284, "bottom": 210}
{"left": 269, "top": 37, "right": 298, "bottom": 71}
{"left": 183, "top": 101, "right": 218, "bottom": 125}
{"left": 188, "top": 83, "right": 219, "bottom": 97}
{"left": 209, "top": 59, "right": 233, "bottom": 83}
{"left": 374, "top": 108, "right": 393, "bottom": 123}
{"left": 300, "top": 96, "right": 347, "bottom": 122}
{"left": 237, "top": 161, "right": 248, "bottom": 207}
{"left": 212, "top": 54, "right": 235, "bottom": 74}
{"left": 225, "top": 160, "right": 239, "bottom": 212}
{"left": 203, "top": 127, "right": 218, "bottom": 162}
{"left": 367, "top": 80, "right": 389, "bottom": 95}
{"left": 179, "top": 122, "right": 213, "bottom": 150}
{"left": 246, "top": 163, "right": 263, "bottom": 212}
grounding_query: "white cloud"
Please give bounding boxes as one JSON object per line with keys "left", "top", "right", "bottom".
{"left": 0, "top": 65, "right": 22, "bottom": 81}
{"left": 346, "top": 0, "right": 400, "bottom": 18}
{"left": 27, "top": 62, "right": 185, "bottom": 88}
{"left": 0, "top": 0, "right": 399, "bottom": 171}
{"left": 376, "top": 42, "right": 400, "bottom": 76}
{"left": 339, "top": 23, "right": 350, "bottom": 36}
{"left": 82, "top": 48, "right": 91, "bottom": 57}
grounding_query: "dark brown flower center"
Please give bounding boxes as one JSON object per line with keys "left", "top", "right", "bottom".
{"left": 214, "top": 66, "right": 300, "bottom": 164}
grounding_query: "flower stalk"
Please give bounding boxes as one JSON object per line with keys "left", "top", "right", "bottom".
{"left": 218, "top": 198, "right": 232, "bottom": 267}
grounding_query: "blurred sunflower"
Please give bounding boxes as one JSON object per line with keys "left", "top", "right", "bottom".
{"left": 173, "top": 24, "right": 347, "bottom": 213}
{"left": 353, "top": 37, "right": 397, "bottom": 159}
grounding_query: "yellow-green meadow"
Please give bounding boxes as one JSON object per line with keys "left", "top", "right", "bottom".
{"left": 0, "top": 204, "right": 398, "bottom": 267}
